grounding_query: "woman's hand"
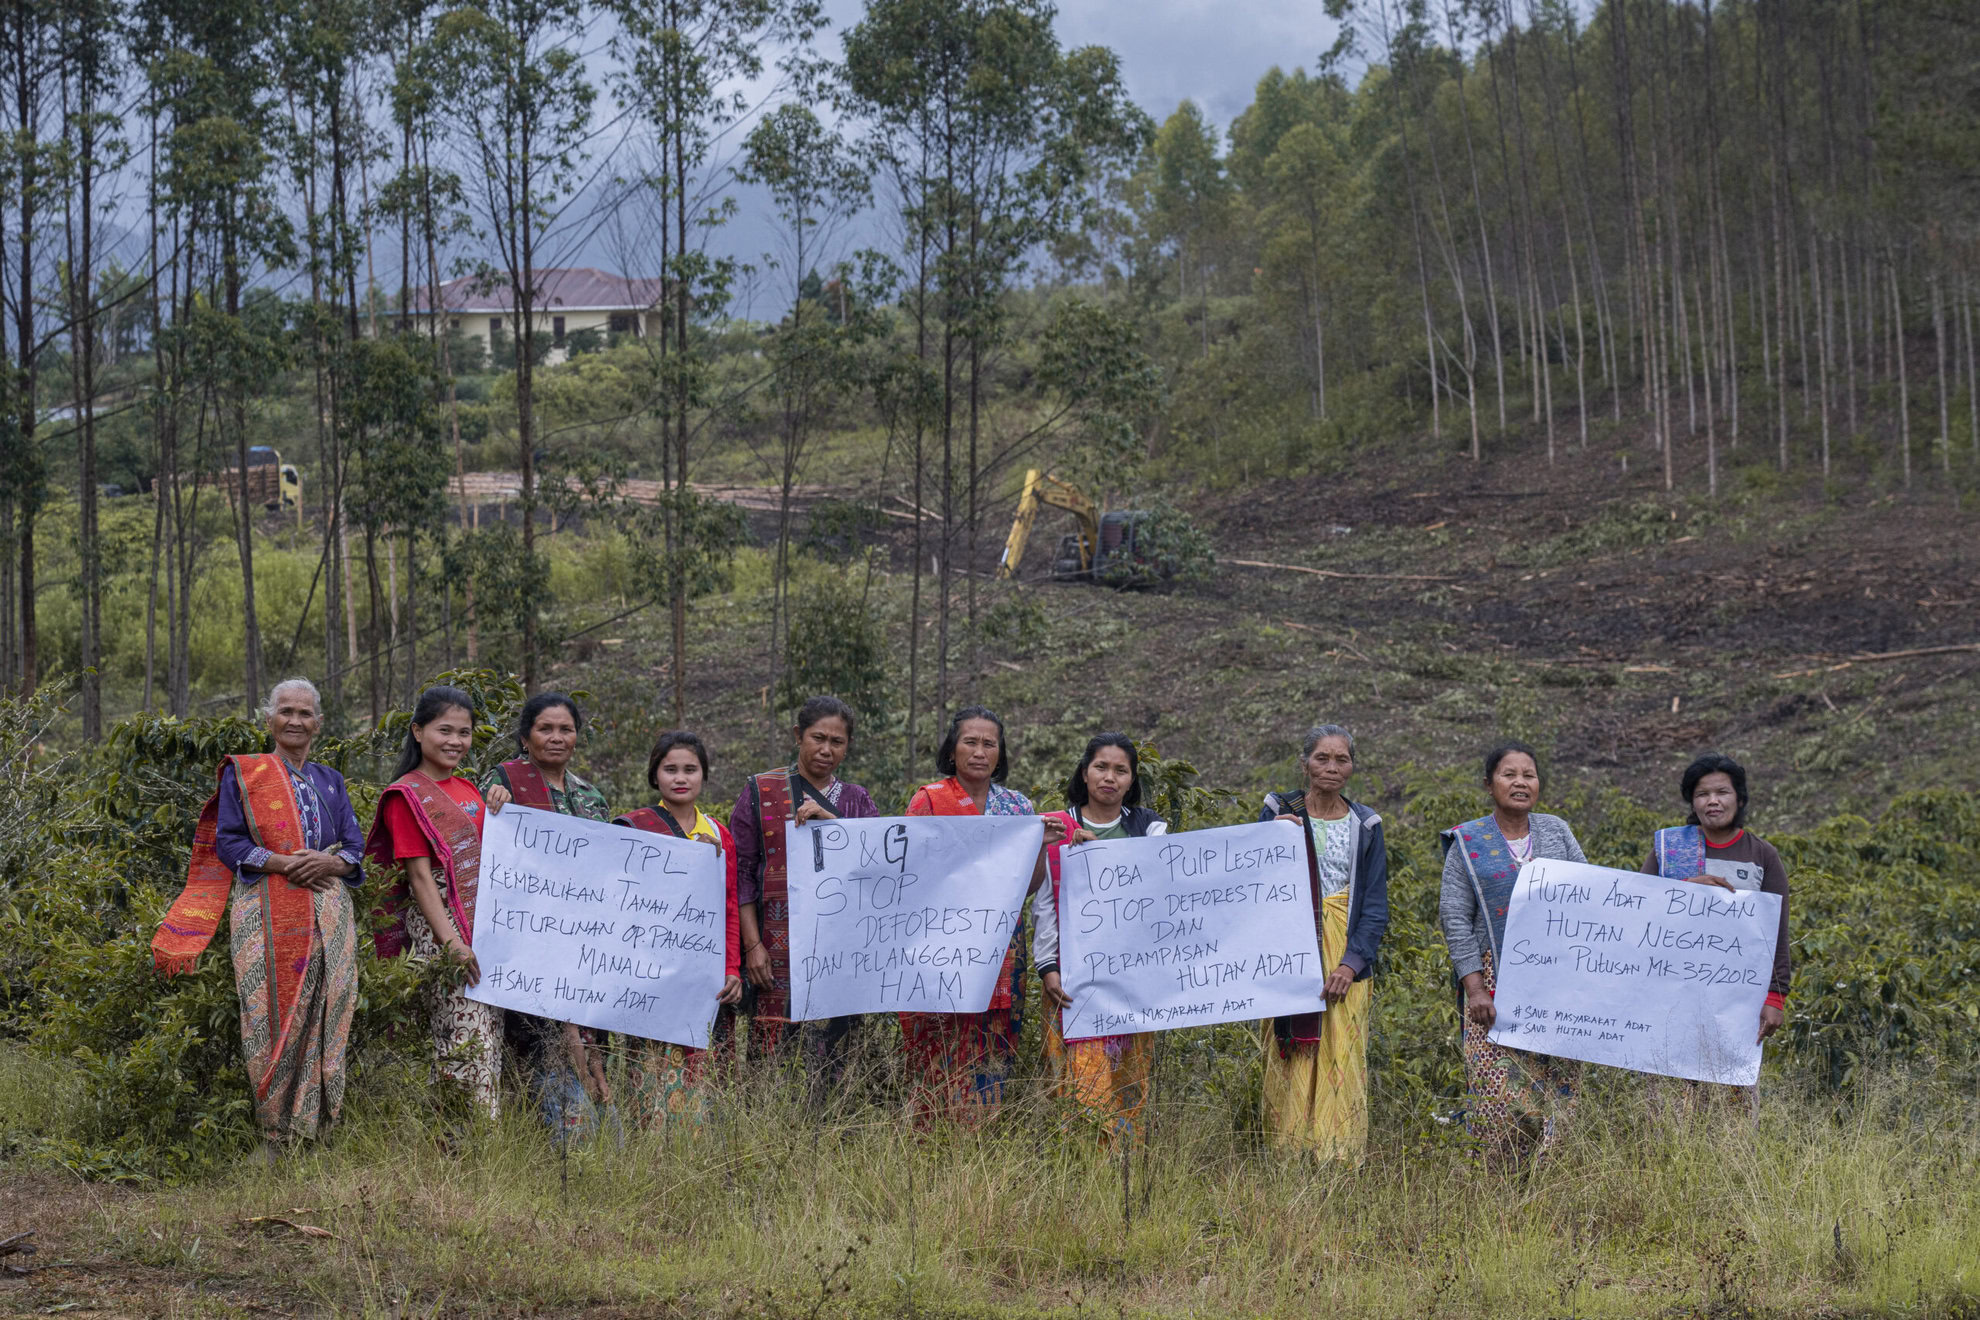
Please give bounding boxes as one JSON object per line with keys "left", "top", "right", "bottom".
{"left": 1462, "top": 971, "right": 1495, "bottom": 1028}
{"left": 744, "top": 941, "right": 773, "bottom": 990}
{"left": 1757, "top": 1001, "right": 1785, "bottom": 1044}
{"left": 484, "top": 783, "right": 512, "bottom": 813}
{"left": 1066, "top": 827, "right": 1096, "bottom": 846}
{"left": 1679, "top": 871, "right": 1735, "bottom": 892}
{"left": 793, "top": 798, "right": 835, "bottom": 825}
{"left": 1042, "top": 969, "right": 1072, "bottom": 1010}
{"left": 285, "top": 850, "right": 344, "bottom": 892}
{"left": 1041, "top": 816, "right": 1068, "bottom": 847}
{"left": 718, "top": 974, "right": 744, "bottom": 1006}
{"left": 1274, "top": 813, "right": 1302, "bottom": 825}
{"left": 444, "top": 935, "right": 482, "bottom": 987}
{"left": 1324, "top": 962, "right": 1356, "bottom": 1004}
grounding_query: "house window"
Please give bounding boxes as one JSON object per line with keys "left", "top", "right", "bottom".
{"left": 489, "top": 317, "right": 503, "bottom": 337}
{"left": 553, "top": 316, "right": 567, "bottom": 347}
{"left": 450, "top": 318, "right": 461, "bottom": 331}
{"left": 608, "top": 313, "right": 634, "bottom": 334}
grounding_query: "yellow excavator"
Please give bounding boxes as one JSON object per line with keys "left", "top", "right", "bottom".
{"left": 997, "top": 469, "right": 1156, "bottom": 584}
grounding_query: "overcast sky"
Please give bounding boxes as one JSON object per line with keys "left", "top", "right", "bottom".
{"left": 1048, "top": 0, "right": 1344, "bottom": 129}
{"left": 704, "top": 0, "right": 1347, "bottom": 312}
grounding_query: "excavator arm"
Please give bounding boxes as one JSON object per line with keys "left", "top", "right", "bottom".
{"left": 997, "top": 469, "right": 1099, "bottom": 579}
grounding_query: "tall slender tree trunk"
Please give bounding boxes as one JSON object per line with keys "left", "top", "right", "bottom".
{"left": 1956, "top": 271, "right": 1972, "bottom": 463}
{"left": 1929, "top": 270, "right": 1949, "bottom": 474}
{"left": 669, "top": 74, "right": 690, "bottom": 723}
{"left": 1441, "top": 0, "right": 1506, "bottom": 435}
{"left": 9, "top": 29, "right": 39, "bottom": 697}
{"left": 65, "top": 66, "right": 103, "bottom": 735}
{"left": 1812, "top": 230, "right": 1832, "bottom": 476}
{"left": 1696, "top": 267, "right": 1718, "bottom": 494}
{"left": 224, "top": 209, "right": 263, "bottom": 711}
{"left": 1379, "top": 2, "right": 1439, "bottom": 441}
{"left": 1840, "top": 233, "right": 1858, "bottom": 435}
{"left": 1889, "top": 255, "right": 1909, "bottom": 486}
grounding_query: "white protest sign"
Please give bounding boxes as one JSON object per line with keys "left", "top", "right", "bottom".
{"left": 466, "top": 804, "right": 729, "bottom": 1049}
{"left": 1058, "top": 820, "right": 1326, "bottom": 1038}
{"left": 784, "top": 814, "right": 1043, "bottom": 1019}
{"left": 1486, "top": 858, "right": 1781, "bottom": 1085}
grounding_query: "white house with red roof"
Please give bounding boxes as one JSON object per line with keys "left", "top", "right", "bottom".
{"left": 403, "top": 268, "right": 667, "bottom": 364}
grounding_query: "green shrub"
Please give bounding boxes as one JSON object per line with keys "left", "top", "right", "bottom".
{"left": 6, "top": 682, "right": 1978, "bottom": 1183}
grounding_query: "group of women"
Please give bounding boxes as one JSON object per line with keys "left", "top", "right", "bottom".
{"left": 153, "top": 678, "right": 1790, "bottom": 1168}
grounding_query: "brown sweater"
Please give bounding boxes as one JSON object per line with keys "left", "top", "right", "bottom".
{"left": 1641, "top": 829, "right": 1791, "bottom": 1002}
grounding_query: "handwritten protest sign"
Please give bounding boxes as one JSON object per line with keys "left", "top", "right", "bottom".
{"left": 1486, "top": 858, "right": 1781, "bottom": 1085}
{"left": 1058, "top": 820, "right": 1325, "bottom": 1038}
{"left": 466, "top": 805, "right": 729, "bottom": 1049}
{"left": 785, "top": 815, "right": 1043, "bottom": 1019}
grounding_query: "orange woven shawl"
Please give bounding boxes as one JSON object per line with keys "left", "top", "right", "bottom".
{"left": 152, "top": 754, "right": 313, "bottom": 1035}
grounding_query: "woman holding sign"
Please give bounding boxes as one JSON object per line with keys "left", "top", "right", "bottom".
{"left": 1439, "top": 741, "right": 1588, "bottom": 1169}
{"left": 902, "top": 706, "right": 1066, "bottom": 1123}
{"left": 367, "top": 685, "right": 511, "bottom": 1119}
{"left": 616, "top": 730, "right": 745, "bottom": 1128}
{"left": 729, "top": 696, "right": 879, "bottom": 1067}
{"left": 1257, "top": 724, "right": 1390, "bottom": 1160}
{"left": 1035, "top": 733, "right": 1167, "bottom": 1139}
{"left": 151, "top": 678, "right": 365, "bottom": 1151}
{"left": 480, "top": 692, "right": 614, "bottom": 1147}
{"left": 1641, "top": 753, "right": 1791, "bottom": 1066}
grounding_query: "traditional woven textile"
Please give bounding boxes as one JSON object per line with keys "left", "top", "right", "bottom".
{"left": 498, "top": 758, "right": 554, "bottom": 809}
{"left": 153, "top": 753, "right": 317, "bottom": 1105}
{"left": 744, "top": 768, "right": 798, "bottom": 1053}
{"left": 1653, "top": 825, "right": 1707, "bottom": 879}
{"left": 366, "top": 773, "right": 484, "bottom": 958}
{"left": 232, "top": 880, "right": 357, "bottom": 1139}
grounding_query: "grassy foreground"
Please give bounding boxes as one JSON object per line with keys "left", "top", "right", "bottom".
{"left": 4, "top": 1044, "right": 1976, "bottom": 1319}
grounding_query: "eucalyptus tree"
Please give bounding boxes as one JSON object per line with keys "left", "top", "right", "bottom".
{"left": 423, "top": 0, "right": 594, "bottom": 691}
{"left": 842, "top": 0, "right": 1145, "bottom": 753}
{"left": 1144, "top": 101, "right": 1231, "bottom": 361}
{"left": 56, "top": 0, "right": 126, "bottom": 733}
{"left": 267, "top": 0, "right": 371, "bottom": 719}
{"left": 387, "top": 14, "right": 477, "bottom": 668}
{"left": 607, "top": 0, "right": 822, "bottom": 722}
{"left": 740, "top": 101, "right": 872, "bottom": 728}
{"left": 1224, "top": 69, "right": 1353, "bottom": 422}
{"left": 0, "top": 0, "right": 60, "bottom": 697}
{"left": 343, "top": 334, "right": 450, "bottom": 721}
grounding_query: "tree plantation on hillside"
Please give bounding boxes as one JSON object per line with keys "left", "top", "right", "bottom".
{"left": 1, "top": 0, "right": 1977, "bottom": 753}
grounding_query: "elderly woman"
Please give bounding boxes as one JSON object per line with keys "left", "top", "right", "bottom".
{"left": 1258, "top": 723, "right": 1390, "bottom": 1160}
{"left": 1439, "top": 741, "right": 1588, "bottom": 1169}
{"left": 1641, "top": 752, "right": 1790, "bottom": 1111}
{"left": 1035, "top": 733, "right": 1168, "bottom": 1140}
{"left": 480, "top": 692, "right": 614, "bottom": 1146}
{"left": 901, "top": 706, "right": 1065, "bottom": 1123}
{"left": 152, "top": 678, "right": 366, "bottom": 1150}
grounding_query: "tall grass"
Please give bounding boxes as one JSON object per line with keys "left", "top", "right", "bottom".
{"left": 12, "top": 1037, "right": 1975, "bottom": 1318}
